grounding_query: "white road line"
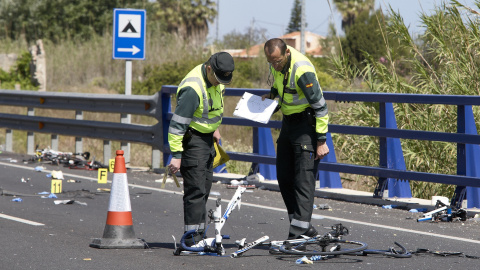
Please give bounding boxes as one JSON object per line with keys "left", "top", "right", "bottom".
{"left": 0, "top": 213, "right": 44, "bottom": 226}
{"left": 129, "top": 183, "right": 480, "bottom": 245}
{"left": 2, "top": 161, "right": 480, "bottom": 244}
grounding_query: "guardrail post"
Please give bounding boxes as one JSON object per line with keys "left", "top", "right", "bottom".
{"left": 452, "top": 105, "right": 467, "bottom": 208}
{"left": 465, "top": 105, "right": 480, "bottom": 208}
{"left": 27, "top": 107, "right": 35, "bottom": 155}
{"left": 255, "top": 127, "right": 276, "bottom": 180}
{"left": 120, "top": 112, "right": 131, "bottom": 164}
{"left": 452, "top": 105, "right": 480, "bottom": 208}
{"left": 374, "top": 103, "right": 412, "bottom": 198}
{"left": 250, "top": 127, "right": 259, "bottom": 174}
{"left": 374, "top": 102, "right": 388, "bottom": 198}
{"left": 51, "top": 134, "right": 58, "bottom": 151}
{"left": 162, "top": 92, "right": 172, "bottom": 167}
{"left": 317, "top": 133, "right": 342, "bottom": 188}
{"left": 103, "top": 140, "right": 111, "bottom": 165}
{"left": 5, "top": 129, "right": 13, "bottom": 152}
{"left": 75, "top": 111, "right": 83, "bottom": 154}
{"left": 151, "top": 147, "right": 161, "bottom": 170}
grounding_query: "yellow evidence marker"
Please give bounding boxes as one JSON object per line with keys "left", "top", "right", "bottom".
{"left": 51, "top": 179, "right": 62, "bottom": 194}
{"left": 98, "top": 168, "right": 108, "bottom": 184}
{"left": 109, "top": 159, "right": 115, "bottom": 173}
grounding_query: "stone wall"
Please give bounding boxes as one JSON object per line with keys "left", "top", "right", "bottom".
{"left": 0, "top": 53, "right": 17, "bottom": 72}
{"left": 0, "top": 39, "right": 47, "bottom": 91}
{"left": 30, "top": 40, "right": 47, "bottom": 91}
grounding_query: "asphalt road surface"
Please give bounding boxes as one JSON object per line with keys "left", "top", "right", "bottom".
{"left": 1, "top": 152, "right": 480, "bottom": 270}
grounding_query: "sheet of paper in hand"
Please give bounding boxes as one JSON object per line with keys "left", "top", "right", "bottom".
{"left": 233, "top": 92, "right": 278, "bottom": 124}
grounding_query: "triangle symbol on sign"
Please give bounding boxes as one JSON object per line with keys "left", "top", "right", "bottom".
{"left": 122, "top": 21, "right": 137, "bottom": 33}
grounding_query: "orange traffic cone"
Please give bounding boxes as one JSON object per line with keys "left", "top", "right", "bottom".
{"left": 90, "top": 150, "right": 145, "bottom": 249}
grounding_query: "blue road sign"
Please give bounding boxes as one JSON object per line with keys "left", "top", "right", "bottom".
{"left": 113, "top": 9, "right": 146, "bottom": 60}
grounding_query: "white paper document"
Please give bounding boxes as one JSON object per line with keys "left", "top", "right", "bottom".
{"left": 233, "top": 92, "right": 278, "bottom": 124}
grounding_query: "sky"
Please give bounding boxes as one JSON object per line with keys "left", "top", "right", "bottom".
{"left": 206, "top": 0, "right": 479, "bottom": 43}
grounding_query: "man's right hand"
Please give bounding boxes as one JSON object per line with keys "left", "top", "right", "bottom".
{"left": 168, "top": 158, "right": 181, "bottom": 174}
{"left": 261, "top": 93, "right": 272, "bottom": 101}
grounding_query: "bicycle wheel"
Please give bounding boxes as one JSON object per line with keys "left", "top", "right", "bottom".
{"left": 279, "top": 239, "right": 367, "bottom": 256}
{"left": 359, "top": 242, "right": 412, "bottom": 258}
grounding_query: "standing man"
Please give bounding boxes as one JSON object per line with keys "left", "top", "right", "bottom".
{"left": 167, "top": 52, "right": 234, "bottom": 247}
{"left": 262, "top": 38, "right": 329, "bottom": 240}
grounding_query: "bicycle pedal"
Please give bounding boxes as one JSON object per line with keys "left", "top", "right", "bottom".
{"left": 269, "top": 246, "right": 283, "bottom": 255}
{"left": 389, "top": 247, "right": 399, "bottom": 254}
{"left": 293, "top": 244, "right": 306, "bottom": 251}
{"left": 329, "top": 245, "right": 341, "bottom": 252}
{"left": 173, "top": 247, "right": 184, "bottom": 256}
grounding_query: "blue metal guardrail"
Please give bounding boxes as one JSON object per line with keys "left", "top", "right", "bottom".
{"left": 160, "top": 85, "right": 480, "bottom": 208}
{"left": 1, "top": 87, "right": 479, "bottom": 208}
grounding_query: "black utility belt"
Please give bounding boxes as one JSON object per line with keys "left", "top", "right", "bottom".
{"left": 283, "top": 108, "right": 316, "bottom": 125}
{"left": 283, "top": 111, "right": 308, "bottom": 123}
{"left": 187, "top": 128, "right": 214, "bottom": 137}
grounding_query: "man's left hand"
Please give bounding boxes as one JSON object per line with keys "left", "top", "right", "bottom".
{"left": 213, "top": 129, "right": 221, "bottom": 144}
{"left": 315, "top": 141, "right": 329, "bottom": 160}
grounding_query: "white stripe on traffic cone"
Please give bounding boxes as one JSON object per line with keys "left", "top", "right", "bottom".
{"left": 90, "top": 150, "right": 145, "bottom": 249}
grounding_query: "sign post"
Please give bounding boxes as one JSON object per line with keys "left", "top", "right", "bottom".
{"left": 113, "top": 8, "right": 146, "bottom": 163}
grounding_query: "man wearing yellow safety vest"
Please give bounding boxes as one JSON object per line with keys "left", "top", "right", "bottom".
{"left": 262, "top": 38, "right": 329, "bottom": 240}
{"left": 167, "top": 52, "right": 235, "bottom": 247}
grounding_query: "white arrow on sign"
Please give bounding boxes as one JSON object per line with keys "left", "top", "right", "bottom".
{"left": 117, "top": 45, "right": 140, "bottom": 55}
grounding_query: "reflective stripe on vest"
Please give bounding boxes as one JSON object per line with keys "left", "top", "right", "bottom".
{"left": 289, "top": 60, "right": 314, "bottom": 89}
{"left": 179, "top": 76, "right": 209, "bottom": 119}
{"left": 278, "top": 53, "right": 314, "bottom": 107}
{"left": 277, "top": 47, "right": 327, "bottom": 114}
{"left": 177, "top": 66, "right": 223, "bottom": 131}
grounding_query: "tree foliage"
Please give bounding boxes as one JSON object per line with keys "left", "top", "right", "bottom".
{"left": 286, "top": 0, "right": 305, "bottom": 33}
{"left": 0, "top": 0, "right": 148, "bottom": 43}
{"left": 340, "top": 9, "right": 406, "bottom": 71}
{"left": 330, "top": 0, "right": 480, "bottom": 199}
{"left": 221, "top": 27, "right": 267, "bottom": 49}
{"left": 0, "top": 0, "right": 216, "bottom": 44}
{"left": 153, "top": 0, "right": 216, "bottom": 47}
{"left": 333, "top": 0, "right": 375, "bottom": 30}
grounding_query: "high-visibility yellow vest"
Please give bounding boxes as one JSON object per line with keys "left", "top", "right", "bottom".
{"left": 270, "top": 46, "right": 328, "bottom": 134}
{"left": 168, "top": 64, "right": 224, "bottom": 155}
{"left": 178, "top": 64, "right": 224, "bottom": 133}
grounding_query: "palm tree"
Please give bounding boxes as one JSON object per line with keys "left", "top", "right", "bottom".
{"left": 333, "top": 0, "right": 375, "bottom": 30}
{"left": 155, "top": 0, "right": 217, "bottom": 46}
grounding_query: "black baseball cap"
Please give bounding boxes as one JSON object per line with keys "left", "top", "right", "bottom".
{"left": 210, "top": 52, "right": 234, "bottom": 85}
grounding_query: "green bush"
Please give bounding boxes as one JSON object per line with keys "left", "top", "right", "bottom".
{"left": 131, "top": 58, "right": 204, "bottom": 95}
{"left": 317, "top": 71, "right": 336, "bottom": 89}
{"left": 0, "top": 51, "right": 38, "bottom": 90}
{"left": 330, "top": 2, "right": 480, "bottom": 199}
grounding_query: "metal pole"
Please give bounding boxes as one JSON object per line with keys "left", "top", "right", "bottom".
{"left": 216, "top": 0, "right": 220, "bottom": 42}
{"left": 27, "top": 108, "right": 35, "bottom": 155}
{"left": 75, "top": 110, "right": 83, "bottom": 154}
{"left": 121, "top": 60, "right": 132, "bottom": 164}
{"left": 300, "top": 0, "right": 306, "bottom": 54}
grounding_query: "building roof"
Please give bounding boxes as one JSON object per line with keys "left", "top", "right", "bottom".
{"left": 227, "top": 31, "right": 325, "bottom": 58}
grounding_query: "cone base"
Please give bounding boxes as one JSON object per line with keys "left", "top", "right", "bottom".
{"left": 90, "top": 237, "right": 145, "bottom": 249}
{"left": 102, "top": 224, "right": 136, "bottom": 239}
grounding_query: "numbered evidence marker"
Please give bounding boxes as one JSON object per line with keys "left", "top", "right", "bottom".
{"left": 51, "top": 179, "right": 62, "bottom": 194}
{"left": 109, "top": 159, "right": 115, "bottom": 173}
{"left": 98, "top": 168, "right": 108, "bottom": 184}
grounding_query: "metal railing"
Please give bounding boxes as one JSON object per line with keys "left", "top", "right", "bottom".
{"left": 160, "top": 86, "right": 480, "bottom": 207}
{"left": 2, "top": 87, "right": 480, "bottom": 207}
{"left": 0, "top": 89, "right": 163, "bottom": 166}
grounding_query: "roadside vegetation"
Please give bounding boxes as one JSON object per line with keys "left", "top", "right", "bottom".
{"left": 1, "top": 0, "right": 479, "bottom": 200}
